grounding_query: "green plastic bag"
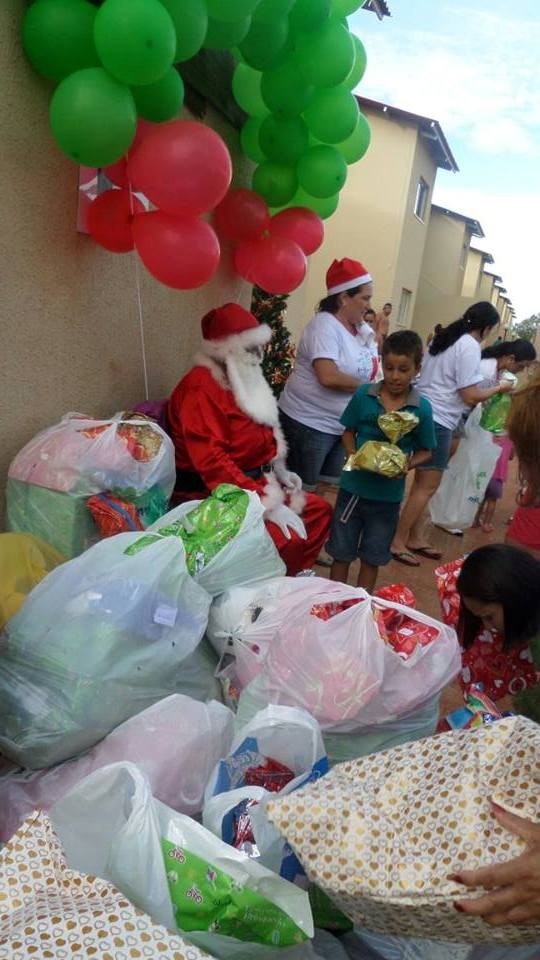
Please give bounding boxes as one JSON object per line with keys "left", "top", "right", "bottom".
{"left": 480, "top": 392, "right": 512, "bottom": 434}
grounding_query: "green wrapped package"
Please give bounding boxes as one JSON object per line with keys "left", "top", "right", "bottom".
{"left": 125, "top": 484, "right": 249, "bottom": 574}
{"left": 6, "top": 478, "right": 99, "bottom": 560}
{"left": 480, "top": 393, "right": 512, "bottom": 434}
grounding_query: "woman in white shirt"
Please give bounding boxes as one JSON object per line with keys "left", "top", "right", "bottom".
{"left": 479, "top": 338, "right": 537, "bottom": 387}
{"left": 391, "top": 302, "right": 513, "bottom": 566}
{"left": 279, "top": 258, "right": 376, "bottom": 491}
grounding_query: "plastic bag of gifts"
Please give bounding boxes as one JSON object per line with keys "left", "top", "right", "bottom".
{"left": 480, "top": 372, "right": 517, "bottom": 434}
{"left": 435, "top": 558, "right": 537, "bottom": 701}
{"left": 267, "top": 716, "right": 540, "bottom": 946}
{"left": 50, "top": 762, "right": 314, "bottom": 960}
{"left": 0, "top": 694, "right": 234, "bottom": 844}
{"left": 0, "top": 810, "right": 214, "bottom": 960}
{"left": 0, "top": 531, "right": 64, "bottom": 630}
{"left": 0, "top": 531, "right": 211, "bottom": 769}
{"left": 343, "top": 410, "right": 419, "bottom": 478}
{"left": 129, "top": 484, "right": 285, "bottom": 597}
{"left": 203, "top": 706, "right": 328, "bottom": 884}
{"left": 6, "top": 411, "right": 175, "bottom": 557}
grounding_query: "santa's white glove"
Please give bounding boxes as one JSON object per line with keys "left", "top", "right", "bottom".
{"left": 266, "top": 504, "right": 307, "bottom": 540}
{"left": 272, "top": 459, "right": 303, "bottom": 492}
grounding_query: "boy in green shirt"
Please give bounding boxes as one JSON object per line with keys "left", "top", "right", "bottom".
{"left": 327, "top": 331, "right": 436, "bottom": 593}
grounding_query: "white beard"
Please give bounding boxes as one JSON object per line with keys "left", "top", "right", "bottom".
{"left": 225, "top": 352, "right": 280, "bottom": 428}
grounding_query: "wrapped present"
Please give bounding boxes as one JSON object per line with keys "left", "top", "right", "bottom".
{"left": 267, "top": 716, "right": 540, "bottom": 946}
{"left": 87, "top": 491, "right": 144, "bottom": 536}
{"left": 480, "top": 374, "right": 517, "bottom": 435}
{"left": 378, "top": 410, "right": 419, "bottom": 443}
{"left": 0, "top": 810, "right": 212, "bottom": 960}
{"left": 438, "top": 682, "right": 514, "bottom": 732}
{"left": 6, "top": 477, "right": 100, "bottom": 560}
{"left": 374, "top": 583, "right": 416, "bottom": 608}
{"left": 344, "top": 440, "right": 408, "bottom": 478}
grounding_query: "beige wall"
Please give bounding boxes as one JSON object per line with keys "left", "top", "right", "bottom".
{"left": 1, "top": 0, "right": 253, "bottom": 524}
{"left": 412, "top": 209, "right": 474, "bottom": 343}
{"left": 286, "top": 107, "right": 423, "bottom": 341}
{"left": 478, "top": 271, "right": 495, "bottom": 302}
{"left": 462, "top": 249, "right": 483, "bottom": 299}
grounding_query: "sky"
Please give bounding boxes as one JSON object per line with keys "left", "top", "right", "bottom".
{"left": 349, "top": 0, "right": 540, "bottom": 321}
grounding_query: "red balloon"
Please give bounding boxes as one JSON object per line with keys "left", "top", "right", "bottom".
{"left": 102, "top": 119, "right": 159, "bottom": 186}
{"left": 214, "top": 188, "right": 270, "bottom": 242}
{"left": 133, "top": 210, "right": 221, "bottom": 289}
{"left": 235, "top": 235, "right": 306, "bottom": 294}
{"left": 128, "top": 120, "right": 232, "bottom": 215}
{"left": 268, "top": 205, "right": 324, "bottom": 256}
{"left": 87, "top": 188, "right": 144, "bottom": 253}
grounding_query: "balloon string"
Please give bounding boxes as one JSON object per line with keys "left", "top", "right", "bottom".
{"left": 128, "top": 177, "right": 150, "bottom": 401}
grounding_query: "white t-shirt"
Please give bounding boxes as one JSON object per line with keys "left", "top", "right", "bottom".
{"left": 417, "top": 334, "right": 484, "bottom": 430}
{"left": 356, "top": 320, "right": 379, "bottom": 357}
{"left": 478, "top": 357, "right": 499, "bottom": 388}
{"left": 279, "top": 311, "right": 374, "bottom": 435}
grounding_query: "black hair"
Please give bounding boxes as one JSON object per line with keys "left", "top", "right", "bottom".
{"left": 481, "top": 339, "right": 537, "bottom": 362}
{"left": 457, "top": 544, "right": 540, "bottom": 650}
{"left": 429, "top": 302, "right": 499, "bottom": 356}
{"left": 382, "top": 330, "right": 423, "bottom": 367}
{"left": 364, "top": 308, "right": 376, "bottom": 317}
{"left": 318, "top": 285, "right": 365, "bottom": 314}
{"left": 383, "top": 302, "right": 392, "bottom": 309}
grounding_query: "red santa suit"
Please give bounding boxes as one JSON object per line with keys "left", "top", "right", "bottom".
{"left": 168, "top": 303, "right": 332, "bottom": 575}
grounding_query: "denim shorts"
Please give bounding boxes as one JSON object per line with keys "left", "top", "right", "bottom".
{"left": 326, "top": 488, "right": 401, "bottom": 567}
{"left": 416, "top": 420, "right": 453, "bottom": 472}
{"left": 279, "top": 410, "right": 345, "bottom": 491}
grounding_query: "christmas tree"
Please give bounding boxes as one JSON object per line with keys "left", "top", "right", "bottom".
{"left": 251, "top": 286, "right": 296, "bottom": 398}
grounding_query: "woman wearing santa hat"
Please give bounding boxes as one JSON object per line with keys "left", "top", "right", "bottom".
{"left": 167, "top": 303, "right": 332, "bottom": 576}
{"left": 278, "top": 258, "right": 376, "bottom": 492}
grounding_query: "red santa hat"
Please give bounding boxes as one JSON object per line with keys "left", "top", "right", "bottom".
{"left": 200, "top": 303, "right": 271, "bottom": 359}
{"left": 326, "top": 258, "right": 372, "bottom": 295}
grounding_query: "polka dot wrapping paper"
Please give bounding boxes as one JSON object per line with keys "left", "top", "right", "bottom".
{"left": 267, "top": 717, "right": 540, "bottom": 945}
{"left": 0, "top": 811, "right": 211, "bottom": 960}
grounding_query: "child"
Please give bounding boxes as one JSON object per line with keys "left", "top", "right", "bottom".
{"left": 327, "top": 331, "right": 436, "bottom": 593}
{"left": 474, "top": 436, "right": 514, "bottom": 533}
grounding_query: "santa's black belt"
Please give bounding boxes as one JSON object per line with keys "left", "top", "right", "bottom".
{"left": 244, "top": 462, "right": 274, "bottom": 480}
{"left": 176, "top": 463, "right": 273, "bottom": 490}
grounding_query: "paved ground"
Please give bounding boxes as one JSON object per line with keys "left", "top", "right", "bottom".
{"left": 313, "top": 464, "right": 520, "bottom": 717}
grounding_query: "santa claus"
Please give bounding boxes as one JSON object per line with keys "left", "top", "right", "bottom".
{"left": 167, "top": 302, "right": 333, "bottom": 575}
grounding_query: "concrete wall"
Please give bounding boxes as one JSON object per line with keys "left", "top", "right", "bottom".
{"left": 412, "top": 209, "right": 474, "bottom": 343}
{"left": 478, "top": 272, "right": 495, "bottom": 301}
{"left": 1, "top": 0, "right": 253, "bottom": 524}
{"left": 462, "top": 249, "right": 483, "bottom": 299}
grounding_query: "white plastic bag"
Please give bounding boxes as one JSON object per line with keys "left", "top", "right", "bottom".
{"left": 0, "top": 532, "right": 211, "bottom": 768}
{"left": 149, "top": 494, "right": 286, "bottom": 597}
{"left": 342, "top": 930, "right": 540, "bottom": 960}
{"left": 203, "top": 706, "right": 328, "bottom": 880}
{"left": 429, "top": 409, "right": 500, "bottom": 531}
{"left": 8, "top": 412, "right": 176, "bottom": 498}
{"left": 51, "top": 762, "right": 314, "bottom": 960}
{"left": 235, "top": 583, "right": 460, "bottom": 733}
{"left": 0, "top": 695, "right": 234, "bottom": 843}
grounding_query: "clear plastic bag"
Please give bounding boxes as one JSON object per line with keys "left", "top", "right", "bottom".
{"left": 0, "top": 695, "right": 234, "bottom": 844}
{"left": 0, "top": 532, "right": 64, "bottom": 629}
{"left": 0, "top": 533, "right": 211, "bottom": 768}
{"left": 51, "top": 762, "right": 314, "bottom": 960}
{"left": 6, "top": 477, "right": 101, "bottom": 559}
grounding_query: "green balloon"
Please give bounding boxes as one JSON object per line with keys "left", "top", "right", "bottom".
{"left": 289, "top": 186, "right": 339, "bottom": 219}
{"left": 206, "top": 0, "right": 262, "bottom": 21}
{"left": 253, "top": 161, "right": 298, "bottom": 206}
{"left": 260, "top": 114, "right": 309, "bottom": 163}
{"left": 297, "top": 144, "right": 347, "bottom": 197}
{"left": 335, "top": 110, "right": 371, "bottom": 163}
{"left": 22, "top": 0, "right": 99, "bottom": 83}
{"left": 295, "top": 20, "right": 354, "bottom": 88}
{"left": 94, "top": 0, "right": 176, "bottom": 86}
{"left": 239, "top": 18, "right": 290, "bottom": 70}
{"left": 303, "top": 85, "right": 358, "bottom": 144}
{"left": 158, "top": 0, "right": 207, "bottom": 62}
{"left": 253, "top": 0, "right": 295, "bottom": 22}
{"left": 132, "top": 67, "right": 184, "bottom": 121}
{"left": 204, "top": 16, "right": 252, "bottom": 49}
{"left": 232, "top": 63, "right": 266, "bottom": 116}
{"left": 240, "top": 116, "right": 267, "bottom": 162}
{"left": 290, "top": 0, "right": 330, "bottom": 34}
{"left": 331, "top": 0, "right": 364, "bottom": 15}
{"left": 49, "top": 67, "right": 137, "bottom": 166}
{"left": 261, "top": 58, "right": 315, "bottom": 117}
{"left": 344, "top": 34, "right": 367, "bottom": 90}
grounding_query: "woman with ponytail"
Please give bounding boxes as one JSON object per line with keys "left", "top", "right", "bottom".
{"left": 391, "top": 302, "right": 513, "bottom": 566}
{"left": 480, "top": 338, "right": 537, "bottom": 386}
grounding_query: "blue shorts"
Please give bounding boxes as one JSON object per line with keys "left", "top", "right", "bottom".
{"left": 416, "top": 421, "right": 453, "bottom": 472}
{"left": 279, "top": 410, "right": 345, "bottom": 491}
{"left": 326, "top": 488, "right": 401, "bottom": 567}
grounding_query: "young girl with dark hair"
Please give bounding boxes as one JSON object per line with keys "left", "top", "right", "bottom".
{"left": 480, "top": 338, "right": 537, "bottom": 386}
{"left": 391, "top": 302, "right": 513, "bottom": 566}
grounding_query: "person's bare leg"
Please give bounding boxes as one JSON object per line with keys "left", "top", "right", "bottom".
{"left": 481, "top": 497, "right": 497, "bottom": 532}
{"left": 391, "top": 469, "right": 443, "bottom": 554}
{"left": 449, "top": 436, "right": 460, "bottom": 460}
{"left": 357, "top": 561, "right": 378, "bottom": 594}
{"left": 473, "top": 499, "right": 485, "bottom": 528}
{"left": 330, "top": 560, "right": 350, "bottom": 584}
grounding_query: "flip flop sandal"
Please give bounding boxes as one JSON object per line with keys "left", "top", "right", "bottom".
{"left": 391, "top": 550, "right": 421, "bottom": 567}
{"left": 407, "top": 545, "right": 443, "bottom": 560}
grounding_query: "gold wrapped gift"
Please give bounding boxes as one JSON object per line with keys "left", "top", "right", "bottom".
{"left": 344, "top": 440, "right": 408, "bottom": 478}
{"left": 378, "top": 410, "right": 419, "bottom": 444}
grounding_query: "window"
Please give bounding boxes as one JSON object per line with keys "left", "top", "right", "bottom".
{"left": 414, "top": 177, "right": 430, "bottom": 221}
{"left": 396, "top": 289, "right": 412, "bottom": 328}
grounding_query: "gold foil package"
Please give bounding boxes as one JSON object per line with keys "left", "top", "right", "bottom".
{"left": 344, "top": 441, "right": 408, "bottom": 478}
{"left": 378, "top": 410, "right": 419, "bottom": 444}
